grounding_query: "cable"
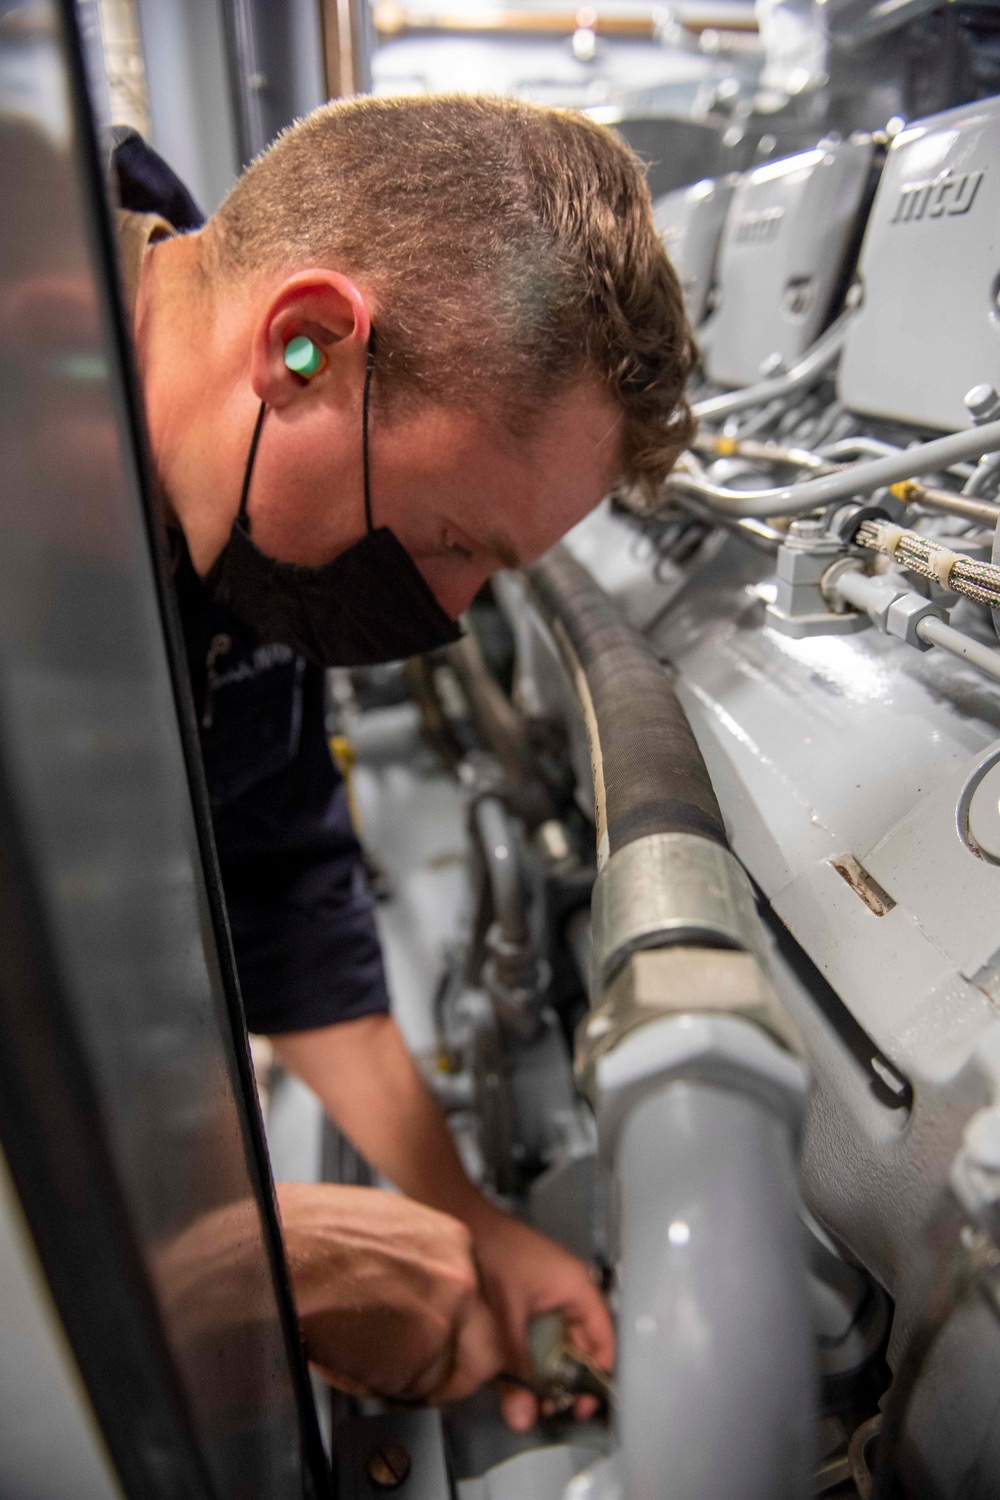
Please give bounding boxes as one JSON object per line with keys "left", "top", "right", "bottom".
{"left": 855, "top": 519, "right": 1000, "bottom": 611}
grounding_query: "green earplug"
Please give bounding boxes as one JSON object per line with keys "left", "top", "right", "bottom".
{"left": 284, "top": 335, "right": 324, "bottom": 378}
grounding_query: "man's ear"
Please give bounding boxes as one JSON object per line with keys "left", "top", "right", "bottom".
{"left": 250, "top": 270, "right": 372, "bottom": 409}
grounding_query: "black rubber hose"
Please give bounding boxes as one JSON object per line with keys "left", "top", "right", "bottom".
{"left": 527, "top": 545, "right": 727, "bottom": 858}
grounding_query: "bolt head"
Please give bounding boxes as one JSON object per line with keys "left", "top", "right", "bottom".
{"left": 788, "top": 517, "right": 826, "bottom": 540}
{"left": 964, "top": 384, "right": 1000, "bottom": 424}
{"left": 366, "top": 1443, "right": 412, "bottom": 1490}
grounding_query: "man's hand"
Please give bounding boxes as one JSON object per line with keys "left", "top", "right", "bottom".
{"left": 469, "top": 1206, "right": 615, "bottom": 1432}
{"left": 276, "top": 1182, "right": 504, "bottom": 1403}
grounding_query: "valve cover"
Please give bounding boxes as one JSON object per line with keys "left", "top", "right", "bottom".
{"left": 652, "top": 176, "right": 735, "bottom": 327}
{"left": 705, "top": 139, "right": 874, "bottom": 388}
{"left": 838, "top": 95, "right": 1000, "bottom": 432}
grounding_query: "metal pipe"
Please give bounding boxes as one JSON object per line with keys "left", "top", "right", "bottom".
{"left": 671, "top": 493, "right": 783, "bottom": 554}
{"left": 665, "top": 418, "right": 1000, "bottom": 519}
{"left": 691, "top": 435, "right": 827, "bottom": 472}
{"left": 829, "top": 568, "right": 1000, "bottom": 687}
{"left": 473, "top": 796, "right": 529, "bottom": 946}
{"left": 617, "top": 1079, "right": 815, "bottom": 1500}
{"left": 692, "top": 315, "right": 850, "bottom": 423}
{"left": 963, "top": 450, "right": 1000, "bottom": 499}
{"left": 890, "top": 480, "right": 1000, "bottom": 529}
{"left": 916, "top": 616, "right": 1000, "bottom": 684}
{"left": 817, "top": 436, "right": 901, "bottom": 462}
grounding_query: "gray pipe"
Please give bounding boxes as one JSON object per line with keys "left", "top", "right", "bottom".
{"left": 831, "top": 568, "right": 1000, "bottom": 686}
{"left": 917, "top": 616, "right": 1000, "bottom": 684}
{"left": 668, "top": 418, "right": 1000, "bottom": 519}
{"left": 692, "top": 315, "right": 850, "bottom": 423}
{"left": 617, "top": 1080, "right": 815, "bottom": 1500}
{"left": 474, "top": 796, "right": 529, "bottom": 947}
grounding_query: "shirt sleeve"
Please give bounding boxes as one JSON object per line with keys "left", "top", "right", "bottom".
{"left": 208, "top": 660, "right": 391, "bottom": 1036}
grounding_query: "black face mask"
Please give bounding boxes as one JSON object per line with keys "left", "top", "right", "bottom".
{"left": 205, "top": 338, "right": 462, "bottom": 668}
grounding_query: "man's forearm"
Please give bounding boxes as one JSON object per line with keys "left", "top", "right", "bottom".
{"left": 271, "top": 1014, "right": 499, "bottom": 1233}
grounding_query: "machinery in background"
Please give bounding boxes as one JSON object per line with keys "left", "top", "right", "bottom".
{"left": 398, "top": 83, "right": 1000, "bottom": 1500}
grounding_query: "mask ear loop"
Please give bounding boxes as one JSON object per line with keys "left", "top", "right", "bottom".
{"left": 237, "top": 402, "right": 268, "bottom": 533}
{"left": 239, "top": 328, "right": 374, "bottom": 537}
{"left": 362, "top": 329, "right": 376, "bottom": 534}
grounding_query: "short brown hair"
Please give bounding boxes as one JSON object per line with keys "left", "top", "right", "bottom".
{"left": 209, "top": 96, "right": 694, "bottom": 494}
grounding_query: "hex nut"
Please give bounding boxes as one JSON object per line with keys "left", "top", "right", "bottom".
{"left": 885, "top": 592, "right": 946, "bottom": 649}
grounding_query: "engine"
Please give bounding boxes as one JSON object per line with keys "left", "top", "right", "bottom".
{"left": 371, "top": 89, "right": 1000, "bottom": 1500}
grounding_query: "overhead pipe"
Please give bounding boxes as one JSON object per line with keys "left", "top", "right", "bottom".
{"left": 526, "top": 546, "right": 814, "bottom": 1500}
{"left": 665, "top": 417, "right": 1000, "bottom": 520}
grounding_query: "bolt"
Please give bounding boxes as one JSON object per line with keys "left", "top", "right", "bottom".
{"left": 965, "top": 384, "right": 1000, "bottom": 425}
{"left": 366, "top": 1442, "right": 412, "bottom": 1490}
{"left": 964, "top": 1109, "right": 1000, "bottom": 1172}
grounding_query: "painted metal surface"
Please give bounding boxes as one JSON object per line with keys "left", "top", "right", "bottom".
{"left": 652, "top": 175, "right": 735, "bottom": 326}
{"left": 705, "top": 138, "right": 874, "bottom": 388}
{"left": 839, "top": 94, "right": 1000, "bottom": 432}
{"left": 561, "top": 508, "right": 1000, "bottom": 1345}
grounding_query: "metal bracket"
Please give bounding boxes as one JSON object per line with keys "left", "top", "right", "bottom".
{"left": 765, "top": 522, "right": 870, "bottom": 638}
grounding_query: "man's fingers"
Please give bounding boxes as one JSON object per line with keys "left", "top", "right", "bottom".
{"left": 428, "top": 1293, "right": 504, "bottom": 1405}
{"left": 564, "top": 1286, "right": 616, "bottom": 1371}
{"left": 500, "top": 1383, "right": 538, "bottom": 1432}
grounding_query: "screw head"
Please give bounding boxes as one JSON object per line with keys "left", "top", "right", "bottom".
{"left": 964, "top": 384, "right": 1000, "bottom": 424}
{"left": 366, "top": 1443, "right": 412, "bottom": 1490}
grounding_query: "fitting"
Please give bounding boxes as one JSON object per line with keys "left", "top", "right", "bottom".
{"left": 590, "top": 832, "right": 761, "bottom": 994}
{"left": 577, "top": 944, "right": 801, "bottom": 1106}
{"left": 885, "top": 591, "right": 947, "bottom": 650}
{"left": 592, "top": 1010, "right": 808, "bottom": 1165}
{"left": 482, "top": 923, "right": 549, "bottom": 1038}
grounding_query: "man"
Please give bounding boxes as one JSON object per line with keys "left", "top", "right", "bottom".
{"left": 115, "top": 95, "right": 695, "bottom": 1419}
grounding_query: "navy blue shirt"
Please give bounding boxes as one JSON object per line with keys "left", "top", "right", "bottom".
{"left": 113, "top": 131, "right": 391, "bottom": 1035}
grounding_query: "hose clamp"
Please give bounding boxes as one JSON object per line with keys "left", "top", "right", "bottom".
{"left": 590, "top": 833, "right": 761, "bottom": 994}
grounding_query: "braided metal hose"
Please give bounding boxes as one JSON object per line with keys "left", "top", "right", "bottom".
{"left": 855, "top": 519, "right": 1000, "bottom": 610}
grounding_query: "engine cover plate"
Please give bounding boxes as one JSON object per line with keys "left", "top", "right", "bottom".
{"left": 652, "top": 176, "right": 735, "bottom": 327}
{"left": 705, "top": 139, "right": 874, "bottom": 389}
{"left": 838, "top": 95, "right": 1000, "bottom": 432}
